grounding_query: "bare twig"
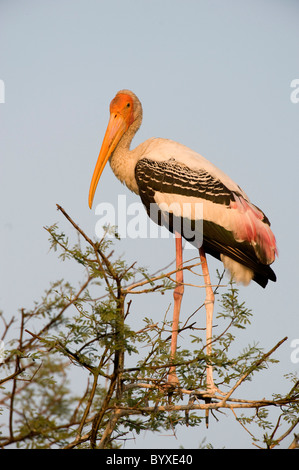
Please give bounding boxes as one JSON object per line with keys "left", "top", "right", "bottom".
{"left": 220, "top": 337, "right": 288, "bottom": 406}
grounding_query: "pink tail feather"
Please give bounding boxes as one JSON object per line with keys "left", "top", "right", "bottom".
{"left": 230, "top": 196, "right": 278, "bottom": 265}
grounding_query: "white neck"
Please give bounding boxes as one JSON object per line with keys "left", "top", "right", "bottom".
{"left": 109, "top": 113, "right": 145, "bottom": 194}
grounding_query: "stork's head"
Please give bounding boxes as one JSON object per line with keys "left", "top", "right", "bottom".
{"left": 88, "top": 90, "right": 142, "bottom": 209}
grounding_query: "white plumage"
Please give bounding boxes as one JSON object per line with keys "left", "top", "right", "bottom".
{"left": 89, "top": 89, "right": 277, "bottom": 288}
{"left": 88, "top": 89, "right": 278, "bottom": 391}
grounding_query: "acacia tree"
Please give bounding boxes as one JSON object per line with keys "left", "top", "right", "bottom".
{"left": 0, "top": 205, "right": 298, "bottom": 449}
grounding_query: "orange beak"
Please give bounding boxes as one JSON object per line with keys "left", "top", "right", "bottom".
{"left": 88, "top": 112, "right": 128, "bottom": 209}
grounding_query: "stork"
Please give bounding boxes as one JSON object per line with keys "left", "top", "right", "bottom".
{"left": 88, "top": 89, "right": 277, "bottom": 393}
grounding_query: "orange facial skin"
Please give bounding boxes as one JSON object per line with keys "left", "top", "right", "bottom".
{"left": 88, "top": 93, "right": 134, "bottom": 209}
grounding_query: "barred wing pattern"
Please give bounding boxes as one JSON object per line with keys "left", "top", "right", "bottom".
{"left": 135, "top": 157, "right": 276, "bottom": 287}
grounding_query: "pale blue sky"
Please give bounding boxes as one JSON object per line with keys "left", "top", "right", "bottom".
{"left": 1, "top": 0, "right": 299, "bottom": 448}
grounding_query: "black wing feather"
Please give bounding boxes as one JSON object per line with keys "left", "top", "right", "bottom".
{"left": 135, "top": 158, "right": 276, "bottom": 287}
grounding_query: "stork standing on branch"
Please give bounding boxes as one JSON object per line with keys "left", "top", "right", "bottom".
{"left": 88, "top": 90, "right": 277, "bottom": 394}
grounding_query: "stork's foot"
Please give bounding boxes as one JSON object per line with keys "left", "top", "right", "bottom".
{"left": 206, "top": 384, "right": 225, "bottom": 397}
{"left": 167, "top": 371, "right": 180, "bottom": 387}
{"left": 166, "top": 364, "right": 180, "bottom": 388}
{"left": 189, "top": 385, "right": 225, "bottom": 428}
{"left": 205, "top": 367, "right": 225, "bottom": 397}
{"left": 190, "top": 387, "right": 224, "bottom": 401}
{"left": 160, "top": 370, "right": 181, "bottom": 398}
{"left": 190, "top": 376, "right": 226, "bottom": 401}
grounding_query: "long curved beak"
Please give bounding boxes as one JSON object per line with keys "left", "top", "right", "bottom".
{"left": 88, "top": 113, "right": 127, "bottom": 208}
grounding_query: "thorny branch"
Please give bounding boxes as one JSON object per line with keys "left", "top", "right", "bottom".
{"left": 1, "top": 205, "right": 298, "bottom": 449}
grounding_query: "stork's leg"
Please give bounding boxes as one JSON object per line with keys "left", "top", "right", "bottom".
{"left": 199, "top": 247, "right": 216, "bottom": 393}
{"left": 168, "top": 232, "right": 184, "bottom": 386}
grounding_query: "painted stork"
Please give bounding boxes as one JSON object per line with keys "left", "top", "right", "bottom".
{"left": 88, "top": 90, "right": 277, "bottom": 393}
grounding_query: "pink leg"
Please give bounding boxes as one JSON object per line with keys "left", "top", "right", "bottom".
{"left": 168, "top": 232, "right": 184, "bottom": 385}
{"left": 199, "top": 247, "right": 216, "bottom": 393}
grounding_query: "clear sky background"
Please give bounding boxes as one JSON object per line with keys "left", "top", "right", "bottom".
{"left": 1, "top": 0, "right": 299, "bottom": 449}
